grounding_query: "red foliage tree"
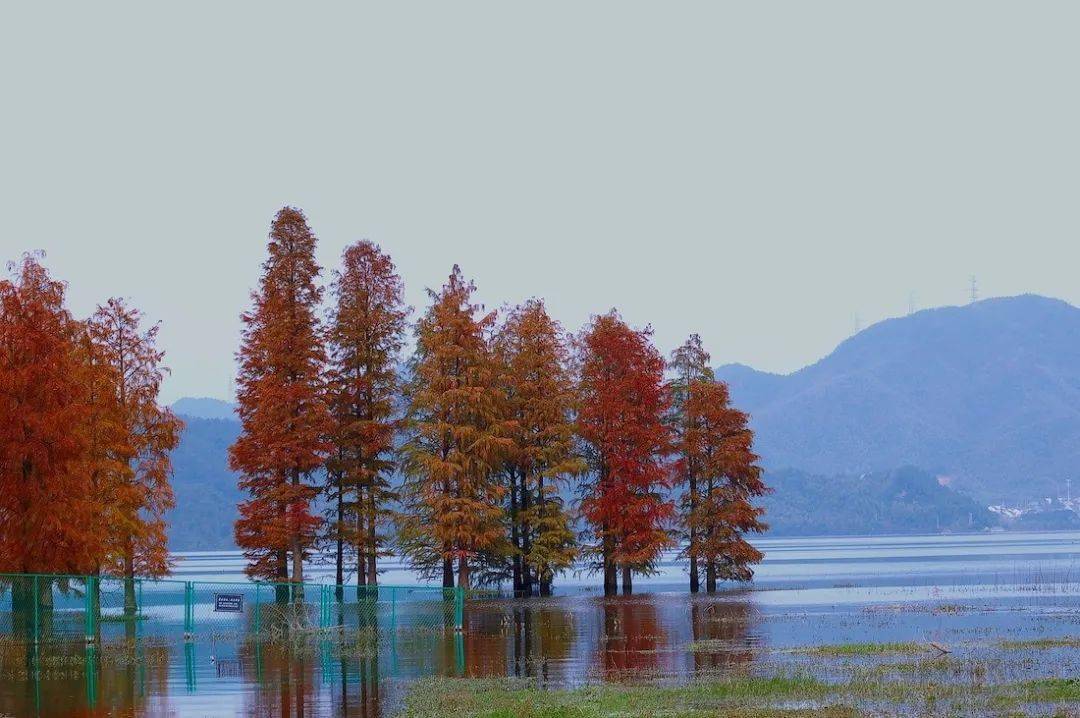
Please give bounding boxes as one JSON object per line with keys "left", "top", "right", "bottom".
{"left": 230, "top": 208, "right": 332, "bottom": 601}
{"left": 577, "top": 311, "right": 675, "bottom": 596}
{"left": 683, "top": 379, "right": 768, "bottom": 589}
{"left": 0, "top": 255, "right": 103, "bottom": 575}
{"left": 86, "top": 298, "right": 182, "bottom": 612}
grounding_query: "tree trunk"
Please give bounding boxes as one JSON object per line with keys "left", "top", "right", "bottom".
{"left": 621, "top": 565, "right": 633, "bottom": 595}
{"left": 123, "top": 548, "right": 136, "bottom": 618}
{"left": 510, "top": 470, "right": 522, "bottom": 597}
{"left": 442, "top": 552, "right": 455, "bottom": 589}
{"left": 689, "top": 470, "right": 699, "bottom": 594}
{"left": 291, "top": 466, "right": 305, "bottom": 603}
{"left": 291, "top": 534, "right": 304, "bottom": 603}
{"left": 335, "top": 479, "right": 344, "bottom": 600}
{"left": 602, "top": 525, "right": 617, "bottom": 596}
{"left": 367, "top": 489, "right": 378, "bottom": 586}
{"left": 521, "top": 471, "right": 533, "bottom": 597}
{"left": 276, "top": 548, "right": 289, "bottom": 604}
{"left": 706, "top": 561, "right": 717, "bottom": 593}
{"left": 457, "top": 555, "right": 470, "bottom": 591}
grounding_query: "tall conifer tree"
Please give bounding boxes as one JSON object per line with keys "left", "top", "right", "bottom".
{"left": 86, "top": 298, "right": 182, "bottom": 613}
{"left": 495, "top": 299, "right": 581, "bottom": 596}
{"left": 577, "top": 311, "right": 675, "bottom": 596}
{"left": 682, "top": 380, "right": 768, "bottom": 590}
{"left": 399, "top": 266, "right": 509, "bottom": 589}
{"left": 231, "top": 208, "right": 331, "bottom": 601}
{"left": 324, "top": 241, "right": 407, "bottom": 596}
{"left": 668, "top": 334, "right": 713, "bottom": 593}
{"left": 0, "top": 255, "right": 103, "bottom": 576}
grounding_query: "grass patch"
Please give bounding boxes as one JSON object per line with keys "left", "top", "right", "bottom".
{"left": 793, "top": 641, "right": 926, "bottom": 657}
{"left": 399, "top": 676, "right": 855, "bottom": 718}
{"left": 999, "top": 636, "right": 1080, "bottom": 650}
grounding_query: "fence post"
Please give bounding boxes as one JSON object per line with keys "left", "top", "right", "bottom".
{"left": 32, "top": 574, "right": 40, "bottom": 645}
{"left": 183, "top": 581, "right": 193, "bottom": 640}
{"left": 390, "top": 586, "right": 396, "bottom": 634}
{"left": 254, "top": 584, "right": 261, "bottom": 637}
{"left": 84, "top": 575, "right": 95, "bottom": 643}
{"left": 454, "top": 586, "right": 464, "bottom": 632}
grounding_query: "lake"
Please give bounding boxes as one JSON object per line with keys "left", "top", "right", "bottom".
{"left": 2, "top": 531, "right": 1077, "bottom": 717}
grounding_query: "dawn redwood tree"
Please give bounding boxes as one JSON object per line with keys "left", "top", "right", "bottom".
{"left": 577, "top": 311, "right": 675, "bottom": 596}
{"left": 0, "top": 255, "right": 103, "bottom": 580}
{"left": 231, "top": 208, "right": 332, "bottom": 602}
{"left": 86, "top": 298, "right": 183, "bottom": 615}
{"left": 494, "top": 300, "right": 581, "bottom": 597}
{"left": 668, "top": 334, "right": 714, "bottom": 593}
{"left": 399, "top": 265, "right": 510, "bottom": 590}
{"left": 682, "top": 379, "right": 768, "bottom": 591}
{"left": 324, "top": 241, "right": 408, "bottom": 597}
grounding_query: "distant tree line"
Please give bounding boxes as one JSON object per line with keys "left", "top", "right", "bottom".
{"left": 232, "top": 207, "right": 768, "bottom": 599}
{"left": 0, "top": 253, "right": 181, "bottom": 614}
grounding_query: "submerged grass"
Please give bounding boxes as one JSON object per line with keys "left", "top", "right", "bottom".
{"left": 999, "top": 636, "right": 1080, "bottom": 650}
{"left": 399, "top": 676, "right": 854, "bottom": 718}
{"left": 400, "top": 670, "right": 1080, "bottom": 718}
{"left": 791, "top": 641, "right": 927, "bottom": 657}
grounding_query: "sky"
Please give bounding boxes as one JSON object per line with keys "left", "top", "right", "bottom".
{"left": 2, "top": 2, "right": 1078, "bottom": 403}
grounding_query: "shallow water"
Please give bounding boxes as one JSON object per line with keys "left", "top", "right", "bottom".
{"left": 2, "top": 530, "right": 1077, "bottom": 717}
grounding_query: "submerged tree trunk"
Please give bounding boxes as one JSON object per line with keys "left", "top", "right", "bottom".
{"left": 276, "top": 548, "right": 289, "bottom": 604}
{"left": 521, "top": 471, "right": 533, "bottom": 598}
{"left": 335, "top": 476, "right": 344, "bottom": 600}
{"left": 367, "top": 489, "right": 378, "bottom": 586}
{"left": 689, "top": 470, "right": 699, "bottom": 594}
{"left": 510, "top": 469, "right": 522, "bottom": 596}
{"left": 621, "top": 565, "right": 633, "bottom": 595}
{"left": 123, "top": 548, "right": 136, "bottom": 618}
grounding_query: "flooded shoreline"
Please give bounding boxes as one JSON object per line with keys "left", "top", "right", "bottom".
{"left": 1, "top": 531, "right": 1077, "bottom": 716}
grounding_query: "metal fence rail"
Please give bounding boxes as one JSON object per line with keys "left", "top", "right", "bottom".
{"left": 0, "top": 573, "right": 464, "bottom": 648}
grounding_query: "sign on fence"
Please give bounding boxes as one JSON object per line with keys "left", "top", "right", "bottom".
{"left": 214, "top": 593, "right": 244, "bottom": 613}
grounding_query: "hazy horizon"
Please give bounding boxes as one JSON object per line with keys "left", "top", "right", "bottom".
{"left": 3, "top": 2, "right": 1079, "bottom": 403}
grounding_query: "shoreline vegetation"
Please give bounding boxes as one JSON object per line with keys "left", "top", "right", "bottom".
{"left": 400, "top": 673, "right": 1080, "bottom": 718}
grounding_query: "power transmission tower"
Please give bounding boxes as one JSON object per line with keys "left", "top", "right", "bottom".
{"left": 908, "top": 292, "right": 916, "bottom": 315}
{"left": 969, "top": 276, "right": 978, "bottom": 303}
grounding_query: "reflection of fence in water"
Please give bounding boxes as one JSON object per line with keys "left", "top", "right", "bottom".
{"left": 0, "top": 573, "right": 464, "bottom": 649}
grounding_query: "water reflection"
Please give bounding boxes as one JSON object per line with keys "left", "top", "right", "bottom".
{"left": 4, "top": 583, "right": 1079, "bottom": 716}
{"left": 0, "top": 592, "right": 764, "bottom": 716}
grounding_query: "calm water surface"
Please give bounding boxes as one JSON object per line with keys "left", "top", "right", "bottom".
{"left": 2, "top": 531, "right": 1077, "bottom": 717}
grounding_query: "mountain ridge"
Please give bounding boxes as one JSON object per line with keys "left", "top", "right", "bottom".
{"left": 716, "top": 294, "right": 1080, "bottom": 502}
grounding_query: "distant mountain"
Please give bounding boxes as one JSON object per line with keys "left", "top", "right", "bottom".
{"left": 167, "top": 415, "right": 242, "bottom": 550}
{"left": 762, "top": 466, "right": 996, "bottom": 536}
{"left": 717, "top": 294, "right": 1080, "bottom": 503}
{"left": 171, "top": 397, "right": 237, "bottom": 420}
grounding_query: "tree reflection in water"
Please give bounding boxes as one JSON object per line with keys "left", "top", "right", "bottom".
{"left": 0, "top": 593, "right": 760, "bottom": 717}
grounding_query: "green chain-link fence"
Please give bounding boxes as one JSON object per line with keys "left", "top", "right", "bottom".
{"left": 0, "top": 573, "right": 464, "bottom": 649}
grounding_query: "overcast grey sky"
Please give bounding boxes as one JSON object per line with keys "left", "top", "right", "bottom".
{"left": 2, "top": 2, "right": 1077, "bottom": 403}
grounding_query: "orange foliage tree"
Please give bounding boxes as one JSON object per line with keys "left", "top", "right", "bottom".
{"left": 670, "top": 334, "right": 768, "bottom": 591}
{"left": 577, "top": 311, "right": 675, "bottom": 596}
{"left": 86, "top": 298, "right": 182, "bottom": 613}
{"left": 494, "top": 299, "right": 582, "bottom": 597}
{"left": 399, "top": 266, "right": 510, "bottom": 589}
{"left": 231, "top": 208, "right": 332, "bottom": 601}
{"left": 0, "top": 255, "right": 103, "bottom": 578}
{"left": 324, "top": 240, "right": 408, "bottom": 596}
{"left": 683, "top": 379, "right": 768, "bottom": 589}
